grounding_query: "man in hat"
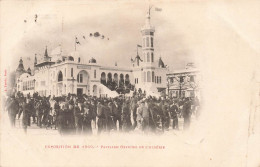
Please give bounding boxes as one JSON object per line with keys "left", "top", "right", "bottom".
{"left": 21, "top": 97, "right": 33, "bottom": 133}
{"left": 183, "top": 98, "right": 191, "bottom": 130}
{"left": 6, "top": 95, "right": 19, "bottom": 127}
{"left": 121, "top": 100, "right": 131, "bottom": 132}
{"left": 169, "top": 100, "right": 179, "bottom": 130}
{"left": 82, "top": 102, "right": 93, "bottom": 135}
{"left": 130, "top": 98, "right": 138, "bottom": 131}
{"left": 74, "top": 102, "right": 84, "bottom": 134}
{"left": 35, "top": 98, "right": 43, "bottom": 127}
{"left": 96, "top": 101, "right": 105, "bottom": 135}
{"left": 137, "top": 100, "right": 150, "bottom": 133}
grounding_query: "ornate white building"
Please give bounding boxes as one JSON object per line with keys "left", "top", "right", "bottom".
{"left": 16, "top": 11, "right": 168, "bottom": 97}
{"left": 167, "top": 63, "right": 201, "bottom": 98}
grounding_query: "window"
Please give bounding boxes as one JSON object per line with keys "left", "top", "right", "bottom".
{"left": 58, "top": 71, "right": 63, "bottom": 82}
{"left": 190, "top": 76, "right": 194, "bottom": 82}
{"left": 151, "top": 52, "right": 154, "bottom": 62}
{"left": 71, "top": 68, "right": 73, "bottom": 77}
{"left": 94, "top": 70, "right": 96, "bottom": 78}
{"left": 152, "top": 71, "right": 155, "bottom": 82}
{"left": 77, "top": 74, "right": 83, "bottom": 83}
{"left": 146, "top": 37, "right": 149, "bottom": 47}
{"left": 151, "top": 37, "right": 153, "bottom": 47}
{"left": 143, "top": 53, "right": 146, "bottom": 62}
{"left": 137, "top": 78, "right": 138, "bottom": 84}
{"left": 78, "top": 57, "right": 81, "bottom": 63}
{"left": 180, "top": 76, "right": 184, "bottom": 83}
{"left": 147, "top": 53, "right": 150, "bottom": 62}
{"left": 170, "top": 78, "right": 174, "bottom": 83}
{"left": 143, "top": 38, "right": 145, "bottom": 47}
{"left": 147, "top": 71, "right": 151, "bottom": 82}
{"left": 65, "top": 68, "right": 66, "bottom": 77}
{"left": 144, "top": 72, "right": 146, "bottom": 82}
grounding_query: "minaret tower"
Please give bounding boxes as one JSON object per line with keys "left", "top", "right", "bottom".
{"left": 141, "top": 7, "right": 155, "bottom": 66}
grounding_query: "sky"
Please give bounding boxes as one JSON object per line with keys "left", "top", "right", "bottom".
{"left": 1, "top": 1, "right": 207, "bottom": 72}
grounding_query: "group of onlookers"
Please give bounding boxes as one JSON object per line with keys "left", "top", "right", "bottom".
{"left": 4, "top": 91, "right": 200, "bottom": 135}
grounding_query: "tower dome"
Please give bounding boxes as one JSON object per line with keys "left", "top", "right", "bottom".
{"left": 89, "top": 57, "right": 97, "bottom": 64}
{"left": 16, "top": 57, "right": 25, "bottom": 73}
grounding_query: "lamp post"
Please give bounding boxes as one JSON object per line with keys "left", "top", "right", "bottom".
{"left": 167, "top": 77, "right": 170, "bottom": 98}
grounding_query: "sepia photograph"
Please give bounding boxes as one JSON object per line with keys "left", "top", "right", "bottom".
{"left": 0, "top": 0, "right": 259, "bottom": 166}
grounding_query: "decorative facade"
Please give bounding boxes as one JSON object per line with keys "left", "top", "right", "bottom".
{"left": 15, "top": 11, "right": 168, "bottom": 97}
{"left": 167, "top": 64, "right": 201, "bottom": 98}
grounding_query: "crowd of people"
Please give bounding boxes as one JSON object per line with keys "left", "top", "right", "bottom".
{"left": 4, "top": 91, "right": 200, "bottom": 135}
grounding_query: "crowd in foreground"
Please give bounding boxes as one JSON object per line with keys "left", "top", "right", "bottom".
{"left": 4, "top": 91, "right": 200, "bottom": 135}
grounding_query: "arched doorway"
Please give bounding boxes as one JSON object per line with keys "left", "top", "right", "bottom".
{"left": 113, "top": 73, "right": 118, "bottom": 85}
{"left": 76, "top": 70, "right": 89, "bottom": 95}
{"left": 119, "top": 74, "right": 124, "bottom": 88}
{"left": 58, "top": 71, "right": 63, "bottom": 82}
{"left": 107, "top": 73, "right": 112, "bottom": 89}
{"left": 101, "top": 72, "right": 106, "bottom": 85}
{"left": 125, "top": 74, "right": 130, "bottom": 86}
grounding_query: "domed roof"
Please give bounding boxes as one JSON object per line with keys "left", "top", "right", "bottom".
{"left": 89, "top": 57, "right": 97, "bottom": 63}
{"left": 16, "top": 58, "right": 25, "bottom": 72}
{"left": 158, "top": 57, "right": 165, "bottom": 68}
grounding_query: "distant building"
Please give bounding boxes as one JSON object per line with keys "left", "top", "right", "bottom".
{"left": 15, "top": 10, "right": 168, "bottom": 97}
{"left": 167, "top": 64, "right": 201, "bottom": 98}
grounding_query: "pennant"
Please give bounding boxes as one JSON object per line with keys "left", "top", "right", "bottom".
{"left": 76, "top": 37, "right": 81, "bottom": 45}
{"left": 35, "top": 14, "right": 38, "bottom": 22}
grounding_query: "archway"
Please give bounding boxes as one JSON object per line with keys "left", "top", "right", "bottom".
{"left": 76, "top": 70, "right": 89, "bottom": 95}
{"left": 107, "top": 73, "right": 112, "bottom": 89}
{"left": 101, "top": 72, "right": 106, "bottom": 85}
{"left": 58, "top": 71, "right": 63, "bottom": 82}
{"left": 119, "top": 73, "right": 124, "bottom": 88}
{"left": 125, "top": 74, "right": 130, "bottom": 86}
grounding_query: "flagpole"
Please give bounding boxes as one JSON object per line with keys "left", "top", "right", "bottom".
{"left": 75, "top": 36, "right": 76, "bottom": 51}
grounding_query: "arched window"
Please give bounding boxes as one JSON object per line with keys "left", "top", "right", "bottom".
{"left": 152, "top": 71, "right": 155, "bottom": 82}
{"left": 68, "top": 56, "right": 74, "bottom": 61}
{"left": 101, "top": 72, "right": 106, "bottom": 85}
{"left": 151, "top": 37, "right": 154, "bottom": 47}
{"left": 146, "top": 37, "right": 149, "bottom": 47}
{"left": 143, "top": 53, "right": 146, "bottom": 62}
{"left": 58, "top": 71, "right": 63, "bottom": 82}
{"left": 78, "top": 57, "right": 81, "bottom": 63}
{"left": 125, "top": 74, "right": 130, "bottom": 85}
{"left": 147, "top": 71, "right": 151, "bottom": 82}
{"left": 151, "top": 52, "right": 154, "bottom": 62}
{"left": 77, "top": 70, "right": 88, "bottom": 84}
{"left": 119, "top": 74, "right": 124, "bottom": 87}
{"left": 147, "top": 52, "right": 150, "bottom": 62}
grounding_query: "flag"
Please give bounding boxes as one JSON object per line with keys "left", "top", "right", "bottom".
{"left": 35, "top": 14, "right": 38, "bottom": 22}
{"left": 155, "top": 7, "right": 162, "bottom": 11}
{"left": 76, "top": 37, "right": 81, "bottom": 45}
{"left": 137, "top": 44, "right": 142, "bottom": 47}
{"left": 94, "top": 32, "right": 100, "bottom": 37}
